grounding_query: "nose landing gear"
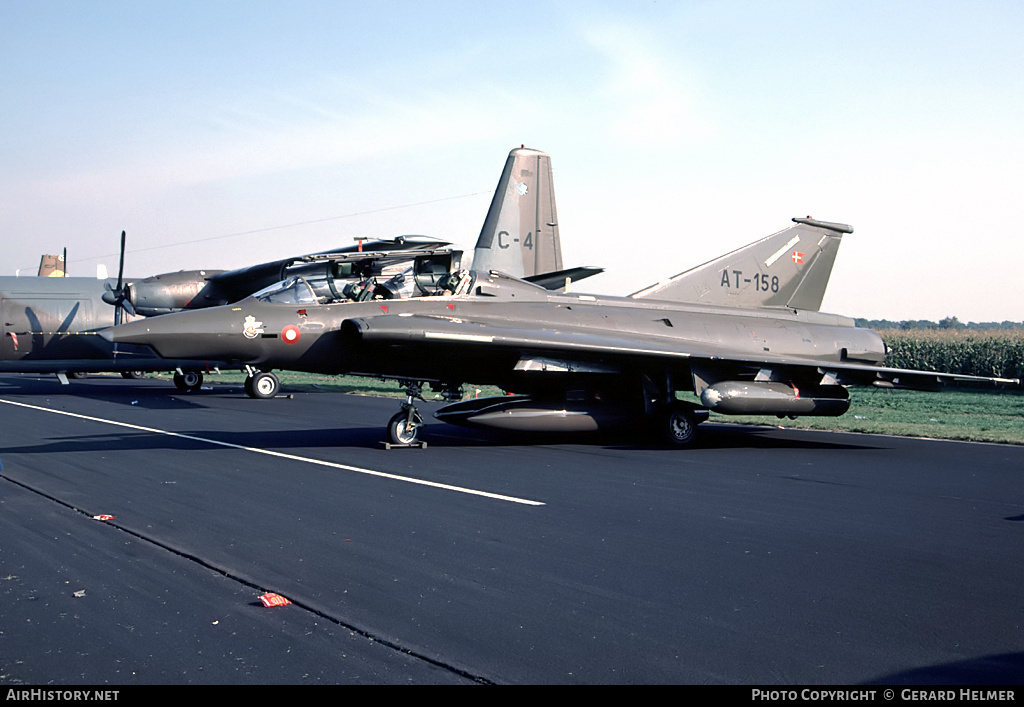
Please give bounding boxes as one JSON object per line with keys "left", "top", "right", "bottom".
{"left": 387, "top": 404, "right": 423, "bottom": 446}
{"left": 382, "top": 381, "right": 463, "bottom": 448}
{"left": 383, "top": 381, "right": 439, "bottom": 448}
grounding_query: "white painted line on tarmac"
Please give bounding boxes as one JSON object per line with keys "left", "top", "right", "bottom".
{"left": 0, "top": 398, "right": 545, "bottom": 506}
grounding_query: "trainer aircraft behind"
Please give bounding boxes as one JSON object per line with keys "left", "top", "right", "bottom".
{"left": 0, "top": 235, "right": 454, "bottom": 391}
{"left": 104, "top": 214, "right": 1020, "bottom": 447}
{"left": 100, "top": 146, "right": 597, "bottom": 320}
{"left": 4, "top": 146, "right": 593, "bottom": 394}
{"left": 0, "top": 273, "right": 228, "bottom": 389}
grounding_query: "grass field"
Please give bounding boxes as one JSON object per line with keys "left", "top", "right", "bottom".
{"left": 185, "top": 371, "right": 1024, "bottom": 446}
{"left": 878, "top": 328, "right": 1024, "bottom": 381}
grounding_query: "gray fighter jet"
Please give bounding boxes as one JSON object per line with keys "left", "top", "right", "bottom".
{"left": 104, "top": 211, "right": 1019, "bottom": 447}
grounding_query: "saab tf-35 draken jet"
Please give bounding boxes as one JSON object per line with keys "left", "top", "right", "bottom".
{"left": 105, "top": 203, "right": 1020, "bottom": 447}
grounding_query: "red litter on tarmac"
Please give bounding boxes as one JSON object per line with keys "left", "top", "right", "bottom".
{"left": 260, "top": 592, "right": 291, "bottom": 607}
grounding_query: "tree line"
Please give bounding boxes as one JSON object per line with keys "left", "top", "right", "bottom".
{"left": 856, "top": 317, "right": 1023, "bottom": 331}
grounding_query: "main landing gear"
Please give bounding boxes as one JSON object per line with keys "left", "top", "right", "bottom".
{"left": 663, "top": 402, "right": 705, "bottom": 447}
{"left": 640, "top": 373, "right": 709, "bottom": 448}
{"left": 244, "top": 368, "right": 280, "bottom": 399}
{"left": 173, "top": 370, "right": 204, "bottom": 392}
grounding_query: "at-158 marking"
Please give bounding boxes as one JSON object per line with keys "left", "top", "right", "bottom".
{"left": 720, "top": 269, "right": 779, "bottom": 293}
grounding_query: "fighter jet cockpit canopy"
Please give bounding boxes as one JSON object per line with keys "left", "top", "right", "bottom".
{"left": 252, "top": 277, "right": 318, "bottom": 305}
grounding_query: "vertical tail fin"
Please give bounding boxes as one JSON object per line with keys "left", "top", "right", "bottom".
{"left": 37, "top": 254, "right": 67, "bottom": 277}
{"left": 630, "top": 217, "right": 852, "bottom": 311}
{"left": 472, "top": 147, "right": 562, "bottom": 278}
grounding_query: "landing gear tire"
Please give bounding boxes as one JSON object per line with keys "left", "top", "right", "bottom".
{"left": 121, "top": 371, "right": 145, "bottom": 379}
{"left": 387, "top": 410, "right": 421, "bottom": 445}
{"left": 664, "top": 404, "right": 698, "bottom": 447}
{"left": 173, "top": 370, "right": 203, "bottom": 392}
{"left": 244, "top": 371, "right": 279, "bottom": 399}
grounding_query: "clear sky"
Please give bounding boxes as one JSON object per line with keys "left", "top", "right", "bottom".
{"left": 3, "top": 0, "right": 1022, "bottom": 322}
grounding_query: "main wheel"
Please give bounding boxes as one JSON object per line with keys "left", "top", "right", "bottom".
{"left": 121, "top": 371, "right": 145, "bottom": 379}
{"left": 387, "top": 411, "right": 420, "bottom": 445}
{"left": 664, "top": 404, "right": 698, "bottom": 447}
{"left": 245, "top": 371, "right": 279, "bottom": 399}
{"left": 173, "top": 370, "right": 204, "bottom": 392}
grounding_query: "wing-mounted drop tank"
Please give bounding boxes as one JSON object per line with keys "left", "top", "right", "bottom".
{"left": 435, "top": 394, "right": 637, "bottom": 433}
{"left": 699, "top": 381, "right": 850, "bottom": 416}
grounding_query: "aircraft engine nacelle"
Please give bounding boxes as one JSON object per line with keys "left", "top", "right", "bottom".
{"left": 699, "top": 381, "right": 850, "bottom": 417}
{"left": 128, "top": 270, "right": 223, "bottom": 316}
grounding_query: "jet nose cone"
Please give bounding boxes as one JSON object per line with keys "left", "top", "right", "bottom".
{"left": 107, "top": 317, "right": 157, "bottom": 347}
{"left": 107, "top": 305, "right": 276, "bottom": 363}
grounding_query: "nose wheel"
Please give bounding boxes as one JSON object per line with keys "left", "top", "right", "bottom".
{"left": 387, "top": 406, "right": 423, "bottom": 445}
{"left": 384, "top": 381, "right": 428, "bottom": 448}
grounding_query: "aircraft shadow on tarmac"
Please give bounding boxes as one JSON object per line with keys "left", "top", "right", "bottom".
{"left": 0, "top": 374, "right": 215, "bottom": 411}
{"left": 0, "top": 375, "right": 879, "bottom": 451}
{"left": 0, "top": 421, "right": 877, "bottom": 457}
{"left": 864, "top": 651, "right": 1024, "bottom": 686}
{"left": 0, "top": 426, "right": 385, "bottom": 457}
{"left": 418, "top": 420, "right": 878, "bottom": 451}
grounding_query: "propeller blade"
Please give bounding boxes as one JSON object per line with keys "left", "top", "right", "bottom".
{"left": 103, "top": 230, "right": 134, "bottom": 322}
{"left": 116, "top": 230, "right": 126, "bottom": 291}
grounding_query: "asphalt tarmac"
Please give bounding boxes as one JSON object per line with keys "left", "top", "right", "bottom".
{"left": 1, "top": 374, "right": 1021, "bottom": 685}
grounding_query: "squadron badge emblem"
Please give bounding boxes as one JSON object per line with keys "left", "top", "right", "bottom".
{"left": 242, "top": 315, "right": 265, "bottom": 339}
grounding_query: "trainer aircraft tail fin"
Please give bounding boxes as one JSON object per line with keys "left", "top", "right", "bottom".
{"left": 38, "top": 254, "right": 67, "bottom": 277}
{"left": 472, "top": 147, "right": 562, "bottom": 279}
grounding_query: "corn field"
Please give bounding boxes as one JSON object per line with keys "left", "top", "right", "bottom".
{"left": 878, "top": 329, "right": 1024, "bottom": 381}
